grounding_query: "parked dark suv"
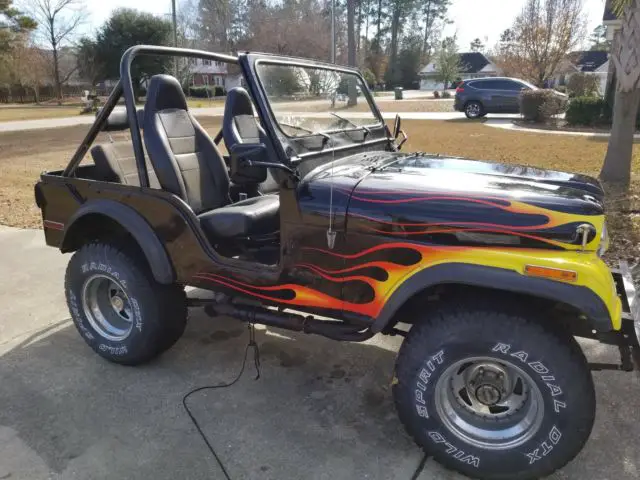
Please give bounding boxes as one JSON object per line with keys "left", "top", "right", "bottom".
{"left": 454, "top": 77, "right": 537, "bottom": 119}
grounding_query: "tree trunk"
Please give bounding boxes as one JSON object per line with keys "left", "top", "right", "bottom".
{"left": 347, "top": 0, "right": 357, "bottom": 106}
{"left": 375, "top": 0, "right": 382, "bottom": 44}
{"left": 357, "top": 0, "right": 362, "bottom": 55}
{"left": 422, "top": 1, "right": 432, "bottom": 58}
{"left": 600, "top": 1, "right": 640, "bottom": 186}
{"left": 52, "top": 43, "right": 62, "bottom": 105}
{"left": 388, "top": 5, "right": 401, "bottom": 87}
{"left": 599, "top": 88, "right": 640, "bottom": 185}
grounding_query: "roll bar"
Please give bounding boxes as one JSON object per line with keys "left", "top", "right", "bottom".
{"left": 62, "top": 45, "right": 238, "bottom": 186}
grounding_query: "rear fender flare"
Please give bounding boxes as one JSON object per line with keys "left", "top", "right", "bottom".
{"left": 62, "top": 199, "right": 174, "bottom": 284}
{"left": 371, "top": 263, "right": 612, "bottom": 333}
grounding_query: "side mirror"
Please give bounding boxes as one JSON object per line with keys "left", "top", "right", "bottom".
{"left": 392, "top": 114, "right": 408, "bottom": 150}
{"left": 393, "top": 114, "right": 401, "bottom": 138}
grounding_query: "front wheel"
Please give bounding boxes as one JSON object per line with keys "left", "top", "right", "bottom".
{"left": 393, "top": 299, "right": 595, "bottom": 480}
{"left": 465, "top": 101, "right": 484, "bottom": 119}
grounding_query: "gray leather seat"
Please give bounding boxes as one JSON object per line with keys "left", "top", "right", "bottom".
{"left": 90, "top": 108, "right": 161, "bottom": 188}
{"left": 142, "top": 74, "right": 279, "bottom": 239}
{"left": 91, "top": 142, "right": 161, "bottom": 188}
{"left": 223, "top": 87, "right": 279, "bottom": 194}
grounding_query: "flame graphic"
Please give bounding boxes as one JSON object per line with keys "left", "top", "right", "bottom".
{"left": 193, "top": 192, "right": 602, "bottom": 318}
{"left": 195, "top": 243, "right": 477, "bottom": 318}
{"left": 344, "top": 190, "right": 599, "bottom": 250}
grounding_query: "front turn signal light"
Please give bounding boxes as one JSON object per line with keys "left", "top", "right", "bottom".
{"left": 524, "top": 265, "right": 578, "bottom": 283}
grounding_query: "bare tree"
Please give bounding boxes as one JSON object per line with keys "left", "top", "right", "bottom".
{"left": 434, "top": 36, "right": 460, "bottom": 91}
{"left": 496, "top": 0, "right": 585, "bottom": 87}
{"left": 600, "top": 0, "right": 640, "bottom": 184}
{"left": 30, "top": 0, "right": 86, "bottom": 103}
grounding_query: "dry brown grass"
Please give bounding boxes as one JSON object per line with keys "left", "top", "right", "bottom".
{"left": 0, "top": 106, "right": 83, "bottom": 122}
{"left": 2, "top": 117, "right": 640, "bottom": 262}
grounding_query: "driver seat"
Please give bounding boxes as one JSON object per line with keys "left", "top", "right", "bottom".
{"left": 223, "top": 87, "right": 279, "bottom": 194}
{"left": 143, "top": 74, "right": 279, "bottom": 240}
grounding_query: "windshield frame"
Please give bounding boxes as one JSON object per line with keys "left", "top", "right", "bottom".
{"left": 253, "top": 58, "right": 385, "bottom": 141}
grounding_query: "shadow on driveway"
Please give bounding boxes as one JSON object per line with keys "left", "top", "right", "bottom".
{"left": 1, "top": 308, "right": 639, "bottom": 479}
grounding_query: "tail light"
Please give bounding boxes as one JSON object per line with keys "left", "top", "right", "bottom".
{"left": 456, "top": 84, "right": 465, "bottom": 93}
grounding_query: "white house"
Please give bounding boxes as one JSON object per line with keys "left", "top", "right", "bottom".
{"left": 419, "top": 52, "right": 500, "bottom": 91}
{"left": 188, "top": 58, "right": 243, "bottom": 91}
{"left": 551, "top": 51, "right": 610, "bottom": 95}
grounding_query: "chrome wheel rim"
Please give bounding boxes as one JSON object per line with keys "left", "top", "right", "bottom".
{"left": 82, "top": 274, "right": 134, "bottom": 342}
{"left": 466, "top": 103, "right": 480, "bottom": 117}
{"left": 434, "top": 357, "right": 544, "bottom": 450}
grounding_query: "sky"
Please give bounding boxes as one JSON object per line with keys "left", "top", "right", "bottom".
{"left": 78, "top": 0, "right": 609, "bottom": 51}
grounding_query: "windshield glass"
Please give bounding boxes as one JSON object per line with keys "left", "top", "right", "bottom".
{"left": 255, "top": 62, "right": 380, "bottom": 138}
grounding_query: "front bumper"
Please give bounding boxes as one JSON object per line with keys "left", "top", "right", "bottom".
{"left": 611, "top": 261, "right": 640, "bottom": 348}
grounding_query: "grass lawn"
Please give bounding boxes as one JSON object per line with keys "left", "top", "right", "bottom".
{"left": 1, "top": 117, "right": 639, "bottom": 261}
{"left": 0, "top": 106, "right": 84, "bottom": 122}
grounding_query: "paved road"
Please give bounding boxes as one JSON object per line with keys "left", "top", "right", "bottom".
{"left": 0, "top": 109, "right": 520, "bottom": 133}
{"left": 1, "top": 225, "right": 640, "bottom": 479}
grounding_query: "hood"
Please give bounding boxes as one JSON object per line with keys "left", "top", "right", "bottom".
{"left": 342, "top": 152, "right": 604, "bottom": 250}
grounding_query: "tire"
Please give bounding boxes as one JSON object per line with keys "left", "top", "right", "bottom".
{"left": 393, "top": 297, "right": 595, "bottom": 480}
{"left": 465, "top": 101, "right": 484, "bottom": 119}
{"left": 65, "top": 242, "right": 187, "bottom": 365}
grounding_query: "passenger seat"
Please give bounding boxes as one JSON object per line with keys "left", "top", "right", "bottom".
{"left": 91, "top": 142, "right": 160, "bottom": 188}
{"left": 90, "top": 107, "right": 160, "bottom": 188}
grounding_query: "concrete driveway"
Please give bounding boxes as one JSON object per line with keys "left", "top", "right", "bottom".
{"left": 1, "top": 225, "right": 639, "bottom": 479}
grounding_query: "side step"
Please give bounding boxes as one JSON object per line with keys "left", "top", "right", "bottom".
{"left": 194, "top": 299, "right": 376, "bottom": 342}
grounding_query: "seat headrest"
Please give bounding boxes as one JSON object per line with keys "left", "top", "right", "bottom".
{"left": 99, "top": 107, "right": 145, "bottom": 132}
{"left": 145, "top": 74, "right": 188, "bottom": 112}
{"left": 226, "top": 87, "right": 254, "bottom": 116}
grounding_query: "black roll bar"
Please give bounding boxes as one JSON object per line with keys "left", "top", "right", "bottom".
{"left": 62, "top": 45, "right": 238, "bottom": 184}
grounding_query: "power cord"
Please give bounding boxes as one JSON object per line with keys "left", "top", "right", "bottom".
{"left": 182, "top": 323, "right": 429, "bottom": 479}
{"left": 182, "top": 323, "right": 261, "bottom": 480}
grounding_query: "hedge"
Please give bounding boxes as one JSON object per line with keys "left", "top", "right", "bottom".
{"left": 188, "top": 86, "right": 226, "bottom": 98}
{"left": 519, "top": 89, "right": 568, "bottom": 123}
{"left": 566, "top": 96, "right": 640, "bottom": 128}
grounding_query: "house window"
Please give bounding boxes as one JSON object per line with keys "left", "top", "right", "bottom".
{"left": 190, "top": 58, "right": 198, "bottom": 66}
{"left": 202, "top": 59, "right": 211, "bottom": 66}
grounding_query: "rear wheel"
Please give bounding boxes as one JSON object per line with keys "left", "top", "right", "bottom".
{"left": 393, "top": 298, "right": 595, "bottom": 480}
{"left": 465, "top": 101, "right": 484, "bottom": 119}
{"left": 65, "top": 242, "right": 187, "bottom": 365}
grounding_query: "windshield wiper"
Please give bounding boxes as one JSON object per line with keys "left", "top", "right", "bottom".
{"left": 329, "top": 112, "right": 370, "bottom": 140}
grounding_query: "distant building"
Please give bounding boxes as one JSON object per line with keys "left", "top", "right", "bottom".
{"left": 551, "top": 51, "right": 610, "bottom": 95}
{"left": 419, "top": 52, "right": 500, "bottom": 91}
{"left": 188, "top": 57, "right": 243, "bottom": 91}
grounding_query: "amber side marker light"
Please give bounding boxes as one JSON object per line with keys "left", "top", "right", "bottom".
{"left": 524, "top": 265, "right": 578, "bottom": 283}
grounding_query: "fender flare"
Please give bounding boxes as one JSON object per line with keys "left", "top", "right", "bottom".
{"left": 62, "top": 199, "right": 175, "bottom": 284}
{"left": 370, "top": 263, "right": 612, "bottom": 333}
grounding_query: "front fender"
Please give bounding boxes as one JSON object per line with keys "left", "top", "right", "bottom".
{"left": 62, "top": 199, "right": 174, "bottom": 284}
{"left": 371, "top": 256, "right": 620, "bottom": 334}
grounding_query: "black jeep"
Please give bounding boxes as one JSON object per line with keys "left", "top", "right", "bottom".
{"left": 35, "top": 46, "right": 640, "bottom": 480}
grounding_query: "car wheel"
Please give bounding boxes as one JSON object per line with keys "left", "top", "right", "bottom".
{"left": 65, "top": 242, "right": 187, "bottom": 365}
{"left": 465, "top": 101, "right": 484, "bottom": 119}
{"left": 393, "top": 296, "right": 595, "bottom": 480}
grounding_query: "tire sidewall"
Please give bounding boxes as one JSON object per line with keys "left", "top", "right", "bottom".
{"left": 395, "top": 326, "right": 594, "bottom": 479}
{"left": 465, "top": 102, "right": 482, "bottom": 119}
{"left": 66, "top": 245, "right": 160, "bottom": 363}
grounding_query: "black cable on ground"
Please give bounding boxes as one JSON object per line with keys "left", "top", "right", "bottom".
{"left": 182, "top": 324, "right": 429, "bottom": 480}
{"left": 182, "top": 324, "right": 261, "bottom": 480}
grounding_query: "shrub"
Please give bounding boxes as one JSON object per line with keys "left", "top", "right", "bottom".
{"left": 519, "top": 89, "right": 568, "bottom": 123}
{"left": 188, "top": 86, "right": 212, "bottom": 98}
{"left": 442, "top": 90, "right": 452, "bottom": 99}
{"left": 433, "top": 90, "right": 440, "bottom": 99}
{"left": 567, "top": 96, "right": 640, "bottom": 128}
{"left": 187, "top": 85, "right": 226, "bottom": 98}
{"left": 567, "top": 73, "right": 600, "bottom": 98}
{"left": 566, "top": 97, "right": 609, "bottom": 126}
